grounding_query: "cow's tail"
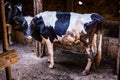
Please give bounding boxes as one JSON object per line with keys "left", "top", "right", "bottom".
{"left": 95, "top": 21, "right": 103, "bottom": 67}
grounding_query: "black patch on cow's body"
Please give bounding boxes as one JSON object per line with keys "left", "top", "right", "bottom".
{"left": 91, "top": 13, "right": 103, "bottom": 21}
{"left": 55, "top": 12, "right": 70, "bottom": 36}
{"left": 42, "top": 26, "right": 57, "bottom": 42}
{"left": 30, "top": 17, "right": 44, "bottom": 41}
{"left": 32, "top": 28, "right": 42, "bottom": 42}
{"left": 37, "top": 17, "right": 58, "bottom": 42}
{"left": 30, "top": 17, "right": 57, "bottom": 42}
{"left": 84, "top": 13, "right": 103, "bottom": 30}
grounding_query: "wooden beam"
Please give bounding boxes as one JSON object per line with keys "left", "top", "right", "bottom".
{"left": 33, "top": 0, "right": 47, "bottom": 58}
{"left": 0, "top": 50, "right": 18, "bottom": 70}
{"left": 103, "top": 20, "right": 120, "bottom": 26}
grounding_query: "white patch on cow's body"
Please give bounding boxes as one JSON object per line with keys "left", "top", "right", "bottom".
{"left": 36, "top": 11, "right": 57, "bottom": 28}
{"left": 67, "top": 12, "right": 87, "bottom": 34}
{"left": 60, "top": 13, "right": 93, "bottom": 44}
{"left": 24, "top": 16, "right": 33, "bottom": 40}
{"left": 80, "top": 14, "right": 93, "bottom": 23}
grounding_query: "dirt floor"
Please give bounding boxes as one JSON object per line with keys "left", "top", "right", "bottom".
{"left": 0, "top": 43, "right": 117, "bottom": 80}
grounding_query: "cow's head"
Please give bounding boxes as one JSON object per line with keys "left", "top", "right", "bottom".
{"left": 11, "top": 16, "right": 26, "bottom": 30}
{"left": 24, "top": 16, "right": 45, "bottom": 43}
{"left": 13, "top": 16, "right": 33, "bottom": 43}
{"left": 9, "top": 2, "right": 25, "bottom": 31}
{"left": 12, "top": 3, "right": 23, "bottom": 17}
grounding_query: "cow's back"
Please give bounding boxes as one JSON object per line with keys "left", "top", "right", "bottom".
{"left": 35, "top": 11, "right": 86, "bottom": 36}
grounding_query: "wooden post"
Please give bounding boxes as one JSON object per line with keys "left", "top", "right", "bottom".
{"left": 34, "top": 0, "right": 43, "bottom": 15}
{"left": 33, "top": 0, "right": 47, "bottom": 57}
{"left": 117, "top": 24, "right": 120, "bottom": 80}
{"left": 0, "top": 0, "right": 12, "bottom": 80}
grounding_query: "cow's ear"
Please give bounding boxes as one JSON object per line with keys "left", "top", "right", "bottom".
{"left": 33, "top": 17, "right": 38, "bottom": 21}
{"left": 4, "top": 2, "right": 12, "bottom": 10}
{"left": 30, "top": 17, "right": 38, "bottom": 24}
{"left": 37, "top": 16, "right": 44, "bottom": 25}
{"left": 16, "top": 3, "right": 22, "bottom": 11}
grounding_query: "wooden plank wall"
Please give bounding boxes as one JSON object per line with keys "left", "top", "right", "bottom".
{"left": 43, "top": 0, "right": 120, "bottom": 21}
{"left": 43, "top": 0, "right": 67, "bottom": 11}
{"left": 3, "top": 0, "right": 119, "bottom": 20}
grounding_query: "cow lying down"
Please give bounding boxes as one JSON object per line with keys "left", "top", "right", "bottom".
{"left": 22, "top": 11, "right": 103, "bottom": 75}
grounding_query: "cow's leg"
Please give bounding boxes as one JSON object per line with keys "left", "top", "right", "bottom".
{"left": 45, "top": 39, "right": 54, "bottom": 68}
{"left": 6, "top": 24, "right": 13, "bottom": 45}
{"left": 95, "top": 33, "right": 102, "bottom": 67}
{"left": 91, "top": 34, "right": 97, "bottom": 56}
{"left": 82, "top": 46, "right": 92, "bottom": 75}
{"left": 82, "top": 34, "right": 98, "bottom": 75}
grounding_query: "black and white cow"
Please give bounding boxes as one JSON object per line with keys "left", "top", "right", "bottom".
{"left": 4, "top": 1, "right": 23, "bottom": 25}
{"left": 4, "top": 2, "right": 23, "bottom": 44}
{"left": 23, "top": 11, "right": 103, "bottom": 75}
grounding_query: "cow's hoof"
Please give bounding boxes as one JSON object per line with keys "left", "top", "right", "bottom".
{"left": 81, "top": 70, "right": 89, "bottom": 76}
{"left": 9, "top": 42, "right": 13, "bottom": 45}
{"left": 47, "top": 59, "right": 50, "bottom": 62}
{"left": 48, "top": 64, "right": 54, "bottom": 69}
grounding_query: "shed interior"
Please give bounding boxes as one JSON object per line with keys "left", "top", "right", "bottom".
{"left": 0, "top": 0, "right": 120, "bottom": 79}
{"left": 0, "top": 0, "right": 120, "bottom": 42}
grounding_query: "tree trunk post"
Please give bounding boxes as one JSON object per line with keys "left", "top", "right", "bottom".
{"left": 0, "top": 0, "right": 12, "bottom": 80}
